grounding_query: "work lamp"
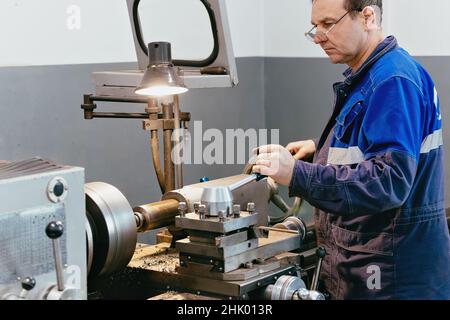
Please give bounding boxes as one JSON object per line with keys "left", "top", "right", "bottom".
{"left": 135, "top": 42, "right": 188, "bottom": 96}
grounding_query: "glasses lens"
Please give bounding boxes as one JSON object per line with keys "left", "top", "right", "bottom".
{"left": 305, "top": 27, "right": 317, "bottom": 42}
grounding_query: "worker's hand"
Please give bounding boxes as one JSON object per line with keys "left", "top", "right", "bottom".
{"left": 252, "top": 145, "right": 296, "bottom": 186}
{"left": 286, "top": 140, "right": 316, "bottom": 160}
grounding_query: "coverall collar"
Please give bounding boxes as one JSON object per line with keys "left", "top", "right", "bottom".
{"left": 343, "top": 35, "right": 399, "bottom": 85}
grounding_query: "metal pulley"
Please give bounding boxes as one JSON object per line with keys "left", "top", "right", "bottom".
{"left": 85, "top": 182, "right": 137, "bottom": 277}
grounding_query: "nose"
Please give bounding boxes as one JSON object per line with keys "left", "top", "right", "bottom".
{"left": 314, "top": 33, "right": 327, "bottom": 45}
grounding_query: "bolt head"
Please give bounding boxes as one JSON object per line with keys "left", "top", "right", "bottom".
{"left": 178, "top": 202, "right": 187, "bottom": 216}
{"left": 247, "top": 202, "right": 256, "bottom": 213}
{"left": 232, "top": 204, "right": 241, "bottom": 217}
{"left": 218, "top": 210, "right": 226, "bottom": 222}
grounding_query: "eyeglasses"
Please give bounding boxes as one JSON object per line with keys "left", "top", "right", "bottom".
{"left": 305, "top": 10, "right": 354, "bottom": 43}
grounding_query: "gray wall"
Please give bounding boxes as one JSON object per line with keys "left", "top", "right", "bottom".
{"left": 264, "top": 56, "right": 450, "bottom": 206}
{"left": 0, "top": 58, "right": 265, "bottom": 242}
{"left": 0, "top": 57, "right": 265, "bottom": 204}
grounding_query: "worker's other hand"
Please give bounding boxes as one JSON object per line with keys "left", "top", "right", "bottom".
{"left": 286, "top": 140, "right": 316, "bottom": 160}
{"left": 252, "top": 145, "right": 296, "bottom": 186}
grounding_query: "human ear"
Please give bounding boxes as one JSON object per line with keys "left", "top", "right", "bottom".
{"left": 362, "top": 6, "right": 377, "bottom": 30}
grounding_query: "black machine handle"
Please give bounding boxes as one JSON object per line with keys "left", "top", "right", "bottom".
{"left": 311, "top": 247, "right": 326, "bottom": 291}
{"left": 46, "top": 221, "right": 65, "bottom": 291}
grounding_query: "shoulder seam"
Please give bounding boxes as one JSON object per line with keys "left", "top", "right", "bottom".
{"left": 368, "top": 75, "right": 427, "bottom": 108}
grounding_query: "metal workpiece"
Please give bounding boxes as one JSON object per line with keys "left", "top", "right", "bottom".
{"left": 175, "top": 212, "right": 260, "bottom": 234}
{"left": 85, "top": 182, "right": 137, "bottom": 278}
{"left": 134, "top": 199, "right": 180, "bottom": 232}
{"left": 273, "top": 217, "right": 307, "bottom": 240}
{"left": 134, "top": 211, "right": 144, "bottom": 229}
{"left": 201, "top": 186, "right": 234, "bottom": 217}
{"left": 162, "top": 185, "right": 205, "bottom": 212}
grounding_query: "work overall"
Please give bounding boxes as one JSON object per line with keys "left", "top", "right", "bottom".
{"left": 289, "top": 36, "right": 450, "bottom": 299}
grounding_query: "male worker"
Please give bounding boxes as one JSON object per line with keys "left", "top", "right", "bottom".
{"left": 253, "top": 0, "right": 450, "bottom": 299}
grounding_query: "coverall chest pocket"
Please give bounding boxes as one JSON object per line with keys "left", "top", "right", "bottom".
{"left": 334, "top": 93, "right": 365, "bottom": 144}
{"left": 331, "top": 225, "right": 394, "bottom": 256}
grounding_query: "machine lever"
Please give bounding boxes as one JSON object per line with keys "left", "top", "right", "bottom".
{"left": 18, "top": 277, "right": 36, "bottom": 299}
{"left": 255, "top": 173, "right": 267, "bottom": 181}
{"left": 45, "top": 221, "right": 65, "bottom": 291}
{"left": 228, "top": 173, "right": 267, "bottom": 192}
{"left": 311, "top": 247, "right": 326, "bottom": 292}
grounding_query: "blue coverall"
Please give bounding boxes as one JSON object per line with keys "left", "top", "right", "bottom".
{"left": 289, "top": 36, "right": 450, "bottom": 299}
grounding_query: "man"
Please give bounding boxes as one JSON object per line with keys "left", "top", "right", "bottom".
{"left": 253, "top": 0, "right": 450, "bottom": 299}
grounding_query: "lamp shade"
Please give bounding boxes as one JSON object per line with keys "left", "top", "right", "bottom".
{"left": 135, "top": 42, "right": 188, "bottom": 97}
